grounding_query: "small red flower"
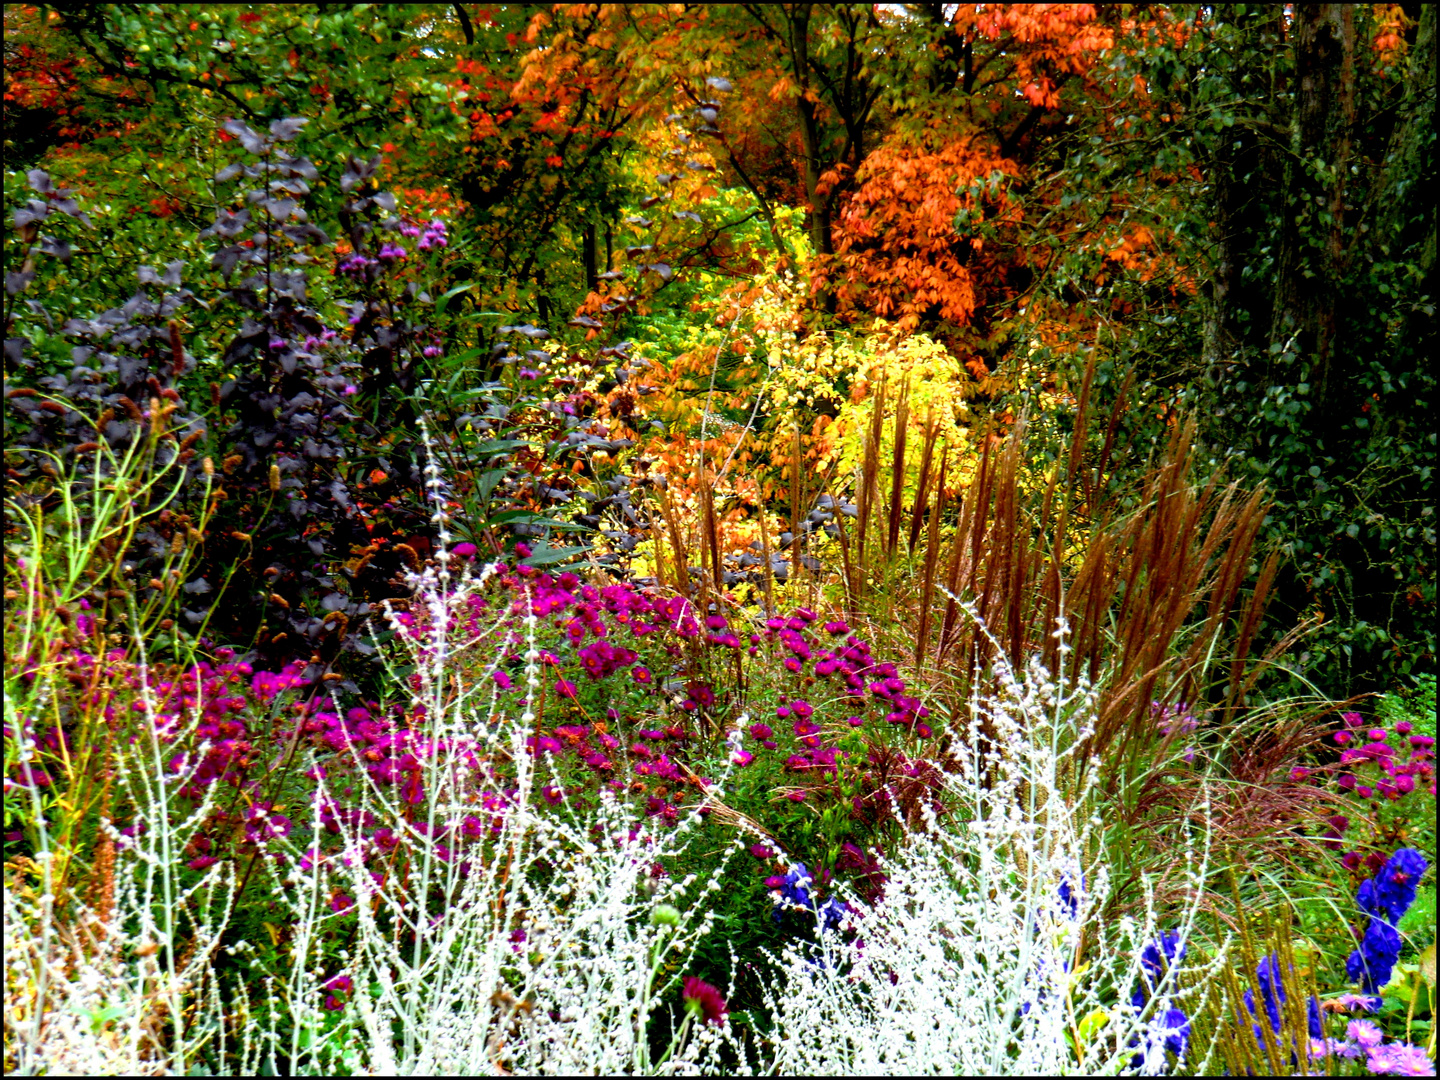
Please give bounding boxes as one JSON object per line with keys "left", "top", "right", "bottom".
{"left": 681, "top": 976, "right": 728, "bottom": 1026}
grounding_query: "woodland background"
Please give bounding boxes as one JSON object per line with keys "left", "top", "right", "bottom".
{"left": 3, "top": 2, "right": 1434, "bottom": 700}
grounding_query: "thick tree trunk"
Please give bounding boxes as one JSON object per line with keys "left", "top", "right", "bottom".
{"left": 788, "top": 4, "right": 833, "bottom": 261}
{"left": 1269, "top": 4, "right": 1353, "bottom": 430}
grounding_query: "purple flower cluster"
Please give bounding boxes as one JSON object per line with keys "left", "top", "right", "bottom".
{"left": 335, "top": 252, "right": 378, "bottom": 281}
{"left": 417, "top": 219, "right": 448, "bottom": 251}
{"left": 1150, "top": 699, "right": 1200, "bottom": 762}
{"left": 1309, "top": 1017, "right": 1435, "bottom": 1075}
{"left": 1331, "top": 712, "right": 1435, "bottom": 801}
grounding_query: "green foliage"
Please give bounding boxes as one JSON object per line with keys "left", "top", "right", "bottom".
{"left": 1378, "top": 674, "right": 1439, "bottom": 740}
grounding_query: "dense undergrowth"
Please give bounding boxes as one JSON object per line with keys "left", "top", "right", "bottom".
{"left": 3, "top": 5, "right": 1437, "bottom": 1072}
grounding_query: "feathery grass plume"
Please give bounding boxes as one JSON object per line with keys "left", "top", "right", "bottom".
{"left": 737, "top": 607, "right": 1221, "bottom": 1075}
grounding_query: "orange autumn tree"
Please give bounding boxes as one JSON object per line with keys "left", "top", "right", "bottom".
{"left": 824, "top": 4, "right": 1128, "bottom": 340}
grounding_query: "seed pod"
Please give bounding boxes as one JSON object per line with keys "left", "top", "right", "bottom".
{"left": 223, "top": 454, "right": 243, "bottom": 474}
{"left": 169, "top": 532, "right": 184, "bottom": 556}
{"left": 202, "top": 456, "right": 214, "bottom": 477}
{"left": 168, "top": 321, "right": 186, "bottom": 377}
{"left": 268, "top": 463, "right": 281, "bottom": 492}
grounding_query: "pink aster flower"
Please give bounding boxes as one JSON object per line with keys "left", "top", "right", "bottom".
{"left": 1366, "top": 1042, "right": 1435, "bottom": 1076}
{"left": 1347, "top": 1019, "right": 1384, "bottom": 1050}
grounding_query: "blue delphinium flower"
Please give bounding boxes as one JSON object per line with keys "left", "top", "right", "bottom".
{"left": 1158, "top": 1008, "right": 1191, "bottom": 1057}
{"left": 1133, "top": 931, "right": 1186, "bottom": 1006}
{"left": 771, "top": 863, "right": 815, "bottom": 925}
{"left": 1347, "top": 848, "right": 1429, "bottom": 994}
{"left": 1128, "top": 932, "right": 1191, "bottom": 1068}
{"left": 1057, "top": 873, "right": 1085, "bottom": 921}
{"left": 1347, "top": 918, "right": 1403, "bottom": 994}
{"left": 1241, "top": 953, "right": 1324, "bottom": 1066}
{"left": 1364, "top": 848, "right": 1428, "bottom": 923}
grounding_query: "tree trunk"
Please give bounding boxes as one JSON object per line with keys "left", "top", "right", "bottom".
{"left": 1269, "top": 4, "right": 1353, "bottom": 432}
{"left": 786, "top": 4, "right": 833, "bottom": 261}
{"left": 582, "top": 221, "right": 598, "bottom": 293}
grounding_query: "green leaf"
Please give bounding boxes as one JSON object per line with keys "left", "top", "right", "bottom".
{"left": 471, "top": 439, "right": 532, "bottom": 456}
{"left": 1077, "top": 1007, "right": 1109, "bottom": 1045}
{"left": 475, "top": 468, "right": 507, "bottom": 505}
{"left": 434, "top": 282, "right": 478, "bottom": 317}
{"left": 519, "top": 543, "right": 592, "bottom": 566}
